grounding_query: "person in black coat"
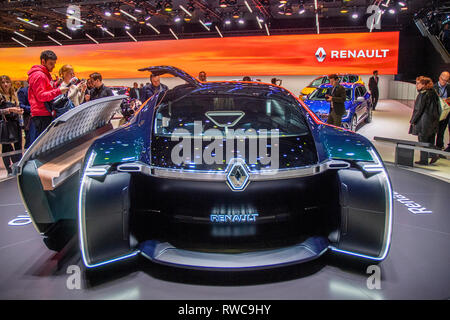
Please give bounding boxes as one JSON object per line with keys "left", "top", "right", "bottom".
{"left": 409, "top": 76, "right": 441, "bottom": 165}
{"left": 325, "top": 74, "right": 347, "bottom": 127}
{"left": 140, "top": 74, "right": 168, "bottom": 103}
{"left": 368, "top": 70, "right": 379, "bottom": 110}
{"left": 87, "top": 72, "right": 113, "bottom": 101}
{"left": 129, "top": 82, "right": 141, "bottom": 101}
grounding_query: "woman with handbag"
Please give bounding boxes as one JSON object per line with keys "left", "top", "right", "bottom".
{"left": 409, "top": 76, "right": 441, "bottom": 166}
{"left": 0, "top": 75, "right": 23, "bottom": 176}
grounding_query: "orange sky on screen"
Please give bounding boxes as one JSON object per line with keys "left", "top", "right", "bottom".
{"left": 0, "top": 32, "right": 399, "bottom": 80}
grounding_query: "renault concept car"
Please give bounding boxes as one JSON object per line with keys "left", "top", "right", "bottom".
{"left": 303, "top": 83, "right": 373, "bottom": 132}
{"left": 16, "top": 66, "right": 392, "bottom": 270}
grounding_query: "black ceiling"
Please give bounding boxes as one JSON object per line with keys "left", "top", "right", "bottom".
{"left": 0, "top": 0, "right": 435, "bottom": 47}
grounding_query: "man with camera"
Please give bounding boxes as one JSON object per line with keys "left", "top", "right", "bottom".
{"left": 325, "top": 74, "right": 346, "bottom": 127}
{"left": 27, "top": 50, "right": 69, "bottom": 138}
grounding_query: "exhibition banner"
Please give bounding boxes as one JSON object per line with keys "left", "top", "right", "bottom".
{"left": 0, "top": 31, "right": 399, "bottom": 80}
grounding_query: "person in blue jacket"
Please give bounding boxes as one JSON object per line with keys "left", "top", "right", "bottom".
{"left": 17, "top": 86, "right": 36, "bottom": 148}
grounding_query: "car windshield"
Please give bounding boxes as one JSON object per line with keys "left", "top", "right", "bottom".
{"left": 308, "top": 87, "right": 352, "bottom": 101}
{"left": 310, "top": 77, "right": 325, "bottom": 87}
{"left": 154, "top": 94, "right": 310, "bottom": 138}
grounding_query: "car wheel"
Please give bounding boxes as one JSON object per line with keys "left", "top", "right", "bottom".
{"left": 365, "top": 106, "right": 373, "bottom": 123}
{"left": 350, "top": 115, "right": 357, "bottom": 131}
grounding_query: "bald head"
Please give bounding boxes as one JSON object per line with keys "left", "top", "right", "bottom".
{"left": 439, "top": 71, "right": 449, "bottom": 86}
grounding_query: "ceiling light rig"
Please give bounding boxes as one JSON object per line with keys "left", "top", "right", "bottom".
{"left": 48, "top": 35, "right": 62, "bottom": 46}
{"left": 146, "top": 22, "right": 160, "bottom": 34}
{"left": 85, "top": 33, "right": 99, "bottom": 44}
{"left": 13, "top": 31, "right": 32, "bottom": 41}
{"left": 169, "top": 27, "right": 178, "bottom": 39}
{"left": 11, "top": 37, "right": 27, "bottom": 47}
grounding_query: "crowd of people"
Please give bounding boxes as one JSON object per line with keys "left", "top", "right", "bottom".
{"left": 1, "top": 49, "right": 450, "bottom": 177}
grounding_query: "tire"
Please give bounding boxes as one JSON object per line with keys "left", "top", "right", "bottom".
{"left": 365, "top": 106, "right": 373, "bottom": 123}
{"left": 350, "top": 115, "right": 357, "bottom": 132}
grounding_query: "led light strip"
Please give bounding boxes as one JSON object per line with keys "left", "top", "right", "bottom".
{"left": 215, "top": 25, "right": 223, "bottom": 38}
{"left": 179, "top": 5, "right": 193, "bottom": 17}
{"left": 120, "top": 9, "right": 138, "bottom": 21}
{"left": 126, "top": 31, "right": 137, "bottom": 42}
{"left": 85, "top": 33, "right": 99, "bottom": 44}
{"left": 99, "top": 26, "right": 115, "bottom": 37}
{"left": 256, "top": 17, "right": 263, "bottom": 29}
{"left": 146, "top": 22, "right": 160, "bottom": 34}
{"left": 244, "top": 1, "right": 253, "bottom": 13}
{"left": 199, "top": 19, "right": 210, "bottom": 31}
{"left": 314, "top": 0, "right": 320, "bottom": 34}
{"left": 264, "top": 23, "right": 270, "bottom": 36}
{"left": 169, "top": 28, "right": 178, "bottom": 40}
{"left": 78, "top": 151, "right": 139, "bottom": 268}
{"left": 17, "top": 17, "right": 39, "bottom": 27}
{"left": 329, "top": 148, "right": 393, "bottom": 261}
{"left": 47, "top": 35, "right": 62, "bottom": 46}
{"left": 13, "top": 31, "right": 32, "bottom": 41}
{"left": 66, "top": 15, "right": 86, "bottom": 24}
{"left": 56, "top": 29, "right": 72, "bottom": 39}
{"left": 11, "top": 37, "right": 27, "bottom": 47}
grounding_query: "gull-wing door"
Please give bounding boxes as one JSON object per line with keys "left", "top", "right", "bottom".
{"left": 138, "top": 65, "right": 203, "bottom": 87}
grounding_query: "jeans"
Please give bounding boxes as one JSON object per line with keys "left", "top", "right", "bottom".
{"left": 31, "top": 116, "right": 53, "bottom": 142}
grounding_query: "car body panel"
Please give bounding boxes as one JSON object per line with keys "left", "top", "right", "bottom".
{"left": 303, "top": 83, "right": 372, "bottom": 131}
{"left": 16, "top": 66, "right": 391, "bottom": 270}
{"left": 300, "top": 74, "right": 364, "bottom": 97}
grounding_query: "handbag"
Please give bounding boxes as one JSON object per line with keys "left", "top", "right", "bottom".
{"left": 45, "top": 93, "right": 75, "bottom": 118}
{"left": 0, "top": 113, "right": 19, "bottom": 144}
{"left": 438, "top": 97, "right": 450, "bottom": 121}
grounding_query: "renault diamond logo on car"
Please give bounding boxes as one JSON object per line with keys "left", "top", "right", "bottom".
{"left": 226, "top": 158, "right": 250, "bottom": 191}
{"left": 315, "top": 47, "right": 326, "bottom": 63}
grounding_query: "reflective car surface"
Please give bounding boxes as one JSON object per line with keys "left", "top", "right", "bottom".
{"left": 303, "top": 83, "right": 373, "bottom": 131}
{"left": 300, "top": 74, "right": 364, "bottom": 98}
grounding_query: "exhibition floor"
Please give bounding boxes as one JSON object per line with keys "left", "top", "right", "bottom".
{"left": 0, "top": 163, "right": 449, "bottom": 299}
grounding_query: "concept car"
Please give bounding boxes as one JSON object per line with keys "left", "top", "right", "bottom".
{"left": 16, "top": 66, "right": 392, "bottom": 270}
{"left": 303, "top": 83, "right": 373, "bottom": 132}
{"left": 300, "top": 74, "right": 364, "bottom": 98}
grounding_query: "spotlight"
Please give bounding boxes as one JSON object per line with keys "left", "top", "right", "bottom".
{"left": 204, "top": 15, "right": 212, "bottom": 26}
{"left": 351, "top": 12, "right": 358, "bottom": 19}
{"left": 238, "top": 18, "right": 245, "bottom": 24}
{"left": 279, "top": 0, "right": 287, "bottom": 4}
{"left": 18, "top": 24, "right": 25, "bottom": 32}
{"left": 340, "top": 8, "right": 349, "bottom": 14}
{"left": 224, "top": 18, "right": 231, "bottom": 25}
{"left": 67, "top": 8, "right": 75, "bottom": 15}
{"left": 42, "top": 23, "right": 49, "bottom": 28}
{"left": 285, "top": 4, "right": 293, "bottom": 16}
{"left": 138, "top": 16, "right": 146, "bottom": 24}
{"left": 124, "top": 24, "right": 131, "bottom": 30}
{"left": 219, "top": 0, "right": 228, "bottom": 8}
{"left": 232, "top": 9, "right": 240, "bottom": 19}
{"left": 389, "top": 8, "right": 396, "bottom": 14}
{"left": 113, "top": 7, "right": 121, "bottom": 16}
{"left": 299, "top": 5, "right": 306, "bottom": 15}
{"left": 398, "top": 1, "right": 406, "bottom": 6}
{"left": 174, "top": 15, "right": 181, "bottom": 23}
{"left": 164, "top": 1, "right": 173, "bottom": 12}
{"left": 104, "top": 9, "right": 112, "bottom": 17}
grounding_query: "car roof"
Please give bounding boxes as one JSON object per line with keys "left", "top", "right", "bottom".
{"left": 317, "top": 83, "right": 358, "bottom": 89}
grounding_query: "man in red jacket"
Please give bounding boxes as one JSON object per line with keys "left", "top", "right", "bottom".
{"left": 27, "top": 50, "right": 68, "bottom": 139}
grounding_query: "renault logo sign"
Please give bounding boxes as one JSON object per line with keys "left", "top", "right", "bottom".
{"left": 315, "top": 47, "right": 326, "bottom": 63}
{"left": 226, "top": 158, "right": 250, "bottom": 191}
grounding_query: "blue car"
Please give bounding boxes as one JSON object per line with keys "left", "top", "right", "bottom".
{"left": 303, "top": 83, "right": 373, "bottom": 131}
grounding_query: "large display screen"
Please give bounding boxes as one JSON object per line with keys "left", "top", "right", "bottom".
{"left": 0, "top": 31, "right": 399, "bottom": 80}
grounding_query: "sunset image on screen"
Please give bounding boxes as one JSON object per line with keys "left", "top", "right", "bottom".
{"left": 0, "top": 32, "right": 399, "bottom": 80}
